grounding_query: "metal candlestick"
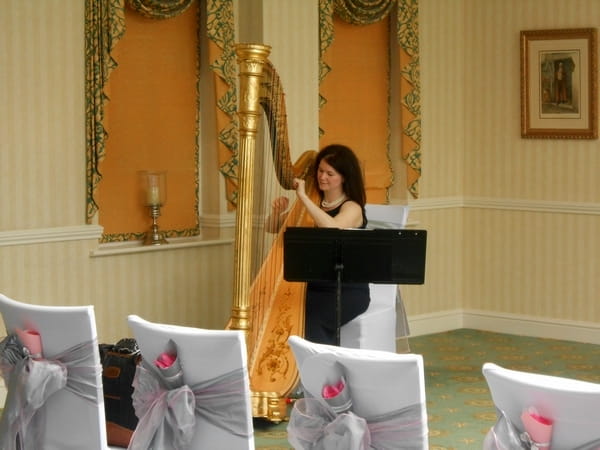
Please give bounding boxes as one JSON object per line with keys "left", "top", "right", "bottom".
{"left": 143, "top": 204, "right": 168, "bottom": 245}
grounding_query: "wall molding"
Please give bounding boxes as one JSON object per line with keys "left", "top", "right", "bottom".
{"left": 0, "top": 212, "right": 237, "bottom": 247}
{"left": 199, "top": 212, "right": 236, "bottom": 228}
{"left": 90, "top": 236, "right": 233, "bottom": 257}
{"left": 408, "top": 308, "right": 600, "bottom": 345}
{"left": 409, "top": 196, "right": 600, "bottom": 215}
{"left": 0, "top": 225, "right": 104, "bottom": 247}
{"left": 408, "top": 196, "right": 464, "bottom": 210}
{"left": 407, "top": 309, "right": 463, "bottom": 336}
{"left": 463, "top": 197, "right": 600, "bottom": 215}
{"left": 1, "top": 197, "right": 597, "bottom": 247}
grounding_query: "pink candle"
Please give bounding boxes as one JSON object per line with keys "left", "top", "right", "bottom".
{"left": 16, "top": 328, "right": 43, "bottom": 359}
{"left": 155, "top": 352, "right": 176, "bottom": 369}
{"left": 322, "top": 379, "right": 345, "bottom": 399}
{"left": 522, "top": 408, "right": 553, "bottom": 449}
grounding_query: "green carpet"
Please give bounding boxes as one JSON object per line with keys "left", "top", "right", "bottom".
{"left": 253, "top": 328, "right": 600, "bottom": 449}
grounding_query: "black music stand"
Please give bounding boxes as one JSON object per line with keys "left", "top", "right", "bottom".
{"left": 283, "top": 227, "right": 427, "bottom": 346}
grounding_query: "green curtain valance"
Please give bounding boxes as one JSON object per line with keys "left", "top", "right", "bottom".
{"left": 126, "top": 0, "right": 194, "bottom": 19}
{"left": 334, "top": 0, "right": 395, "bottom": 24}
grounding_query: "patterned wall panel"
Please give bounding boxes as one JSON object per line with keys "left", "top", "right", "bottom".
{"left": 462, "top": 209, "right": 599, "bottom": 321}
{"left": 399, "top": 207, "right": 464, "bottom": 316}
{"left": 418, "top": 0, "right": 465, "bottom": 198}
{"left": 0, "top": 240, "right": 234, "bottom": 343}
{"left": 463, "top": 0, "right": 600, "bottom": 202}
{"left": 262, "top": 0, "right": 320, "bottom": 158}
{"left": 0, "top": 0, "right": 85, "bottom": 230}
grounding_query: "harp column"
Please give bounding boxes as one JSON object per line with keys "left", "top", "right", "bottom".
{"left": 230, "top": 44, "right": 272, "bottom": 333}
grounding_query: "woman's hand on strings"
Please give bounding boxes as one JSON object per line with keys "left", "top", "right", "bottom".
{"left": 271, "top": 196, "right": 289, "bottom": 214}
{"left": 265, "top": 196, "right": 290, "bottom": 233}
{"left": 293, "top": 178, "right": 307, "bottom": 200}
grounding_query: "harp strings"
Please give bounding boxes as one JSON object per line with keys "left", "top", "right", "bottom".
{"left": 247, "top": 61, "right": 291, "bottom": 350}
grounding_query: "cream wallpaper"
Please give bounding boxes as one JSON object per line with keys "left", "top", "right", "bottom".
{"left": 0, "top": 239, "right": 234, "bottom": 343}
{"left": 0, "top": 0, "right": 85, "bottom": 230}
{"left": 406, "top": 0, "right": 600, "bottom": 340}
{"left": 0, "top": 0, "right": 599, "bottom": 351}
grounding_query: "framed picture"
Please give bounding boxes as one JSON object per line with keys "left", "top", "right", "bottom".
{"left": 520, "top": 28, "right": 598, "bottom": 139}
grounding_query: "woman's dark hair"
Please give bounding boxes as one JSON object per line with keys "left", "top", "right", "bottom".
{"left": 314, "top": 144, "right": 366, "bottom": 207}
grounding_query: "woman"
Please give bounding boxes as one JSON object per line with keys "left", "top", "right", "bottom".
{"left": 268, "top": 144, "right": 370, "bottom": 345}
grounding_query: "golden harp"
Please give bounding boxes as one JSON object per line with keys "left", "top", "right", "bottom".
{"left": 227, "top": 43, "right": 317, "bottom": 422}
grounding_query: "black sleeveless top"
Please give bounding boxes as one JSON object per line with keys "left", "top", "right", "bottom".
{"left": 323, "top": 200, "right": 367, "bottom": 228}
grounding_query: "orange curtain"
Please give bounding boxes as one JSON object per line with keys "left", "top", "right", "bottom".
{"left": 319, "top": 16, "right": 392, "bottom": 203}
{"left": 97, "top": 3, "right": 199, "bottom": 240}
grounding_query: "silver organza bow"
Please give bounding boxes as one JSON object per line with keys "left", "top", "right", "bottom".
{"left": 0, "top": 334, "right": 100, "bottom": 450}
{"left": 287, "top": 360, "right": 425, "bottom": 450}
{"left": 288, "top": 397, "right": 425, "bottom": 450}
{"left": 127, "top": 358, "right": 251, "bottom": 450}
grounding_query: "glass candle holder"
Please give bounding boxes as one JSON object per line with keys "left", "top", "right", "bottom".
{"left": 140, "top": 170, "right": 168, "bottom": 245}
{"left": 143, "top": 170, "right": 167, "bottom": 206}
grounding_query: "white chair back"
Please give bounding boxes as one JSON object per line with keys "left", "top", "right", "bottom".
{"left": 340, "top": 204, "right": 411, "bottom": 352}
{"left": 340, "top": 283, "right": 397, "bottom": 352}
{"left": 288, "top": 335, "right": 428, "bottom": 448}
{"left": 127, "top": 315, "right": 254, "bottom": 450}
{"left": 365, "top": 204, "right": 410, "bottom": 229}
{"left": 0, "top": 293, "right": 108, "bottom": 450}
{"left": 483, "top": 362, "right": 600, "bottom": 449}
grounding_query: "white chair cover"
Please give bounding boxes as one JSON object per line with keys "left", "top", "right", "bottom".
{"left": 0, "top": 292, "right": 110, "bottom": 450}
{"left": 340, "top": 283, "right": 397, "bottom": 352}
{"left": 365, "top": 203, "right": 411, "bottom": 339}
{"left": 340, "top": 204, "right": 412, "bottom": 352}
{"left": 483, "top": 362, "right": 600, "bottom": 449}
{"left": 287, "top": 335, "right": 428, "bottom": 449}
{"left": 364, "top": 204, "right": 410, "bottom": 230}
{"left": 126, "top": 315, "right": 254, "bottom": 450}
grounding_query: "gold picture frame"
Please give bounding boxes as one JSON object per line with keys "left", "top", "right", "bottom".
{"left": 520, "top": 28, "right": 598, "bottom": 139}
